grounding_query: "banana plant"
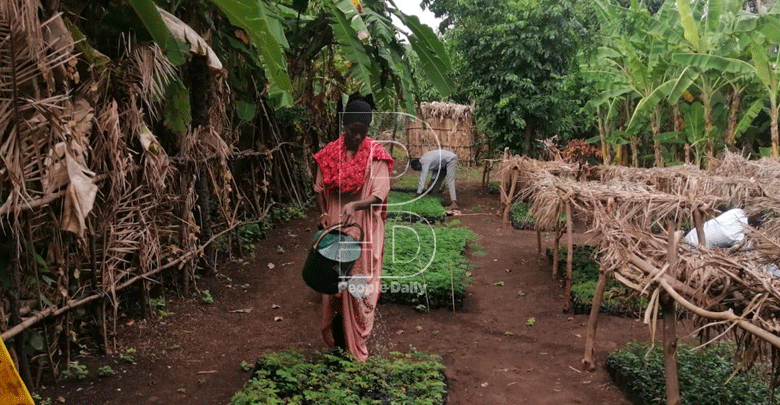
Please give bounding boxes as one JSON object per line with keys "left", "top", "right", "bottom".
{"left": 746, "top": 15, "right": 780, "bottom": 157}
{"left": 592, "top": 0, "right": 678, "bottom": 167}
{"left": 130, "top": 0, "right": 454, "bottom": 111}
{"left": 667, "top": 0, "right": 757, "bottom": 166}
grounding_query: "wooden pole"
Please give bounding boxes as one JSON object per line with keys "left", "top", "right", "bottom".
{"left": 582, "top": 265, "right": 609, "bottom": 371}
{"left": 662, "top": 226, "right": 682, "bottom": 405}
{"left": 536, "top": 229, "right": 542, "bottom": 255}
{"left": 552, "top": 228, "right": 561, "bottom": 279}
{"left": 502, "top": 169, "right": 518, "bottom": 224}
{"left": 564, "top": 201, "right": 574, "bottom": 313}
{"left": 693, "top": 205, "right": 706, "bottom": 248}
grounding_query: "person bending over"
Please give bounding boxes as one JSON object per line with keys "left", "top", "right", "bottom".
{"left": 410, "top": 149, "right": 458, "bottom": 210}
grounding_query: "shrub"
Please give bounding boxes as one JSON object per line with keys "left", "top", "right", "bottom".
{"left": 606, "top": 342, "right": 780, "bottom": 405}
{"left": 386, "top": 192, "right": 446, "bottom": 223}
{"left": 230, "top": 350, "right": 447, "bottom": 405}
{"left": 381, "top": 221, "right": 474, "bottom": 309}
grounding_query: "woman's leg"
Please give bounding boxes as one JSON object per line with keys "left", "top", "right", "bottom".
{"left": 332, "top": 313, "right": 346, "bottom": 350}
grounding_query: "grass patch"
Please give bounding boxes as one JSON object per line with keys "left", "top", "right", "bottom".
{"left": 386, "top": 192, "right": 446, "bottom": 223}
{"left": 549, "top": 245, "right": 647, "bottom": 316}
{"left": 606, "top": 342, "right": 780, "bottom": 405}
{"left": 382, "top": 221, "right": 474, "bottom": 309}
{"left": 231, "top": 350, "right": 447, "bottom": 405}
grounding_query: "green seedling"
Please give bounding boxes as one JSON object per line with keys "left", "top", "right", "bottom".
{"left": 200, "top": 289, "right": 214, "bottom": 304}
{"left": 240, "top": 361, "right": 253, "bottom": 372}
{"left": 120, "top": 348, "right": 136, "bottom": 363}
{"left": 62, "top": 362, "right": 89, "bottom": 380}
{"left": 98, "top": 366, "right": 115, "bottom": 377}
{"left": 526, "top": 317, "right": 536, "bottom": 326}
{"left": 493, "top": 281, "right": 504, "bottom": 286}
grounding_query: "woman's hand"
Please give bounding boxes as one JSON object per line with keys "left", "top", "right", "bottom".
{"left": 318, "top": 213, "right": 330, "bottom": 229}
{"left": 341, "top": 202, "right": 357, "bottom": 224}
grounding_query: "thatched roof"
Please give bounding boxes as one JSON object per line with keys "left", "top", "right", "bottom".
{"left": 419, "top": 101, "right": 475, "bottom": 125}
{"left": 511, "top": 153, "right": 780, "bottom": 355}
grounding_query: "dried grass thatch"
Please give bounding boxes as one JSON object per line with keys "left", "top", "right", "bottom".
{"left": 0, "top": 0, "right": 307, "bottom": 383}
{"left": 511, "top": 152, "right": 780, "bottom": 370}
{"left": 406, "top": 102, "right": 476, "bottom": 164}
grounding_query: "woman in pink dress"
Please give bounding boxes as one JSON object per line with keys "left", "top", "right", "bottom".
{"left": 313, "top": 94, "right": 393, "bottom": 361}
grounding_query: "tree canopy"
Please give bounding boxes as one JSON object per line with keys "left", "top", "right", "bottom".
{"left": 423, "top": 0, "right": 589, "bottom": 155}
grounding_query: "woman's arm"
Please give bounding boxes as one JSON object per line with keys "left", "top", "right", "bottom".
{"left": 341, "top": 195, "right": 381, "bottom": 220}
{"left": 314, "top": 168, "right": 329, "bottom": 229}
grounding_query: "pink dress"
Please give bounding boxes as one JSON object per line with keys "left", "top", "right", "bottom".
{"left": 314, "top": 159, "right": 390, "bottom": 361}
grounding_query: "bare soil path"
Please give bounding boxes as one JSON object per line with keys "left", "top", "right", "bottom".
{"left": 39, "top": 182, "right": 648, "bottom": 404}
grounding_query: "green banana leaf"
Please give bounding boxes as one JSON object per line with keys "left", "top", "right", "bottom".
{"left": 391, "top": 10, "right": 454, "bottom": 98}
{"left": 127, "top": 0, "right": 189, "bottom": 65}
{"left": 627, "top": 80, "right": 675, "bottom": 132}
{"left": 750, "top": 39, "right": 773, "bottom": 89}
{"left": 669, "top": 66, "right": 700, "bottom": 104}
{"left": 671, "top": 53, "right": 754, "bottom": 75}
{"left": 210, "top": 0, "right": 293, "bottom": 107}
{"left": 677, "top": 0, "right": 702, "bottom": 53}
{"left": 684, "top": 101, "right": 705, "bottom": 142}
{"left": 327, "top": 0, "right": 378, "bottom": 96}
{"left": 734, "top": 99, "right": 764, "bottom": 140}
{"left": 706, "top": 0, "right": 722, "bottom": 33}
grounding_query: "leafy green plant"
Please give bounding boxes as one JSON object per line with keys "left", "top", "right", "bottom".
{"left": 31, "top": 393, "right": 51, "bottom": 405}
{"left": 62, "top": 362, "right": 89, "bottom": 380}
{"left": 512, "top": 201, "right": 566, "bottom": 230}
{"left": 98, "top": 365, "right": 115, "bottom": 377}
{"left": 120, "top": 348, "right": 136, "bottom": 364}
{"left": 381, "top": 221, "right": 474, "bottom": 309}
{"left": 386, "top": 192, "right": 446, "bottom": 223}
{"left": 606, "top": 342, "right": 780, "bottom": 405}
{"left": 240, "top": 361, "right": 253, "bottom": 372}
{"left": 200, "top": 289, "right": 214, "bottom": 304}
{"left": 550, "top": 245, "right": 648, "bottom": 316}
{"left": 230, "top": 350, "right": 447, "bottom": 405}
{"left": 149, "top": 297, "right": 173, "bottom": 319}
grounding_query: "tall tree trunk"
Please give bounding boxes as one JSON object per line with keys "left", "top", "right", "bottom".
{"left": 630, "top": 136, "right": 639, "bottom": 167}
{"left": 524, "top": 120, "right": 533, "bottom": 156}
{"left": 725, "top": 87, "right": 742, "bottom": 148}
{"left": 672, "top": 104, "right": 684, "bottom": 162}
{"left": 597, "top": 106, "right": 611, "bottom": 165}
{"left": 188, "top": 54, "right": 214, "bottom": 271}
{"left": 704, "top": 100, "right": 715, "bottom": 169}
{"left": 772, "top": 103, "right": 780, "bottom": 157}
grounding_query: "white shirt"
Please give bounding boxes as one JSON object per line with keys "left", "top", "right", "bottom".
{"left": 683, "top": 208, "right": 748, "bottom": 249}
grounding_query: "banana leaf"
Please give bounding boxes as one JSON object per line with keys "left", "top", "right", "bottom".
{"left": 391, "top": 10, "right": 454, "bottom": 98}
{"left": 209, "top": 0, "right": 293, "bottom": 107}
{"left": 127, "top": 0, "right": 189, "bottom": 65}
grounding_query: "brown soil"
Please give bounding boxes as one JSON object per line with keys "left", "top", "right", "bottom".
{"left": 38, "top": 182, "right": 650, "bottom": 404}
